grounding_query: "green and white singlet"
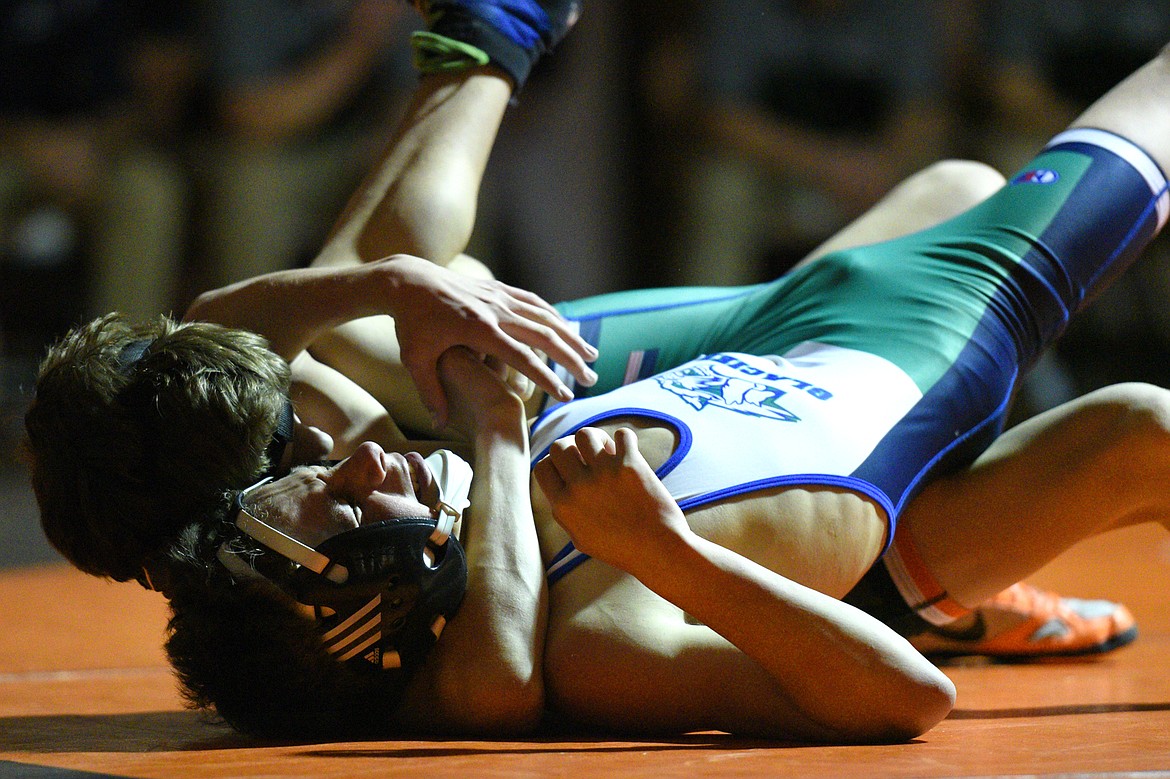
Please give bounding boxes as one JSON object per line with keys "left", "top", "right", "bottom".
{"left": 537, "top": 128, "right": 1168, "bottom": 595}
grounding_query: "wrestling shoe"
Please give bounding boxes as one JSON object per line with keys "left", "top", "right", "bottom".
{"left": 411, "top": 0, "right": 581, "bottom": 90}
{"left": 912, "top": 582, "right": 1138, "bottom": 661}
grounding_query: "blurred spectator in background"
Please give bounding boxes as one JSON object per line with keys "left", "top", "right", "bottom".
{"left": 0, "top": 0, "right": 199, "bottom": 334}
{"left": 193, "top": 0, "right": 417, "bottom": 290}
{"left": 668, "top": 0, "right": 956, "bottom": 286}
{"left": 968, "top": 0, "right": 1170, "bottom": 173}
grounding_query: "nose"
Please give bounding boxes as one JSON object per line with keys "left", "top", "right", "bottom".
{"left": 331, "top": 442, "right": 389, "bottom": 495}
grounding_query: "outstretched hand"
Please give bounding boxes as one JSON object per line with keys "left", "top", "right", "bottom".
{"left": 386, "top": 257, "right": 598, "bottom": 427}
{"left": 533, "top": 427, "right": 689, "bottom": 573}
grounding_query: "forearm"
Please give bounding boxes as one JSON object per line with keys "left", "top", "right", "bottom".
{"left": 183, "top": 258, "right": 410, "bottom": 360}
{"left": 314, "top": 71, "right": 512, "bottom": 268}
{"left": 635, "top": 530, "right": 954, "bottom": 742}
{"left": 417, "top": 403, "right": 546, "bottom": 731}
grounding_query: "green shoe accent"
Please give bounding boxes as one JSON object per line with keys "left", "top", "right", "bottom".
{"left": 410, "top": 31, "right": 491, "bottom": 75}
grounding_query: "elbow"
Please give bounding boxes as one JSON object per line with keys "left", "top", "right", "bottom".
{"left": 828, "top": 667, "right": 955, "bottom": 744}
{"left": 874, "top": 669, "right": 955, "bottom": 743}
{"left": 182, "top": 284, "right": 243, "bottom": 327}
{"left": 434, "top": 663, "right": 545, "bottom": 735}
{"left": 482, "top": 682, "right": 545, "bottom": 736}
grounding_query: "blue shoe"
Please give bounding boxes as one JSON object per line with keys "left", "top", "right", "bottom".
{"left": 412, "top": 0, "right": 581, "bottom": 89}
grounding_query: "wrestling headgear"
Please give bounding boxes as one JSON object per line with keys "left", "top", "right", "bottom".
{"left": 217, "top": 450, "right": 473, "bottom": 671}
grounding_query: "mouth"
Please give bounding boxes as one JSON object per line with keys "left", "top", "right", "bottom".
{"left": 404, "top": 451, "right": 438, "bottom": 506}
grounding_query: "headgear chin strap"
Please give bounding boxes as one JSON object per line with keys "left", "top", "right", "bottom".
{"left": 217, "top": 449, "right": 473, "bottom": 672}
{"left": 261, "top": 398, "right": 296, "bottom": 478}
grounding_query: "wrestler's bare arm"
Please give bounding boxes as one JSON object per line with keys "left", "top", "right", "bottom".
{"left": 186, "top": 71, "right": 597, "bottom": 427}
{"left": 184, "top": 254, "right": 593, "bottom": 424}
{"left": 395, "top": 349, "right": 547, "bottom": 734}
{"left": 533, "top": 427, "right": 954, "bottom": 743}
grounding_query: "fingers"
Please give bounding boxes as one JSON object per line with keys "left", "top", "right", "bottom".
{"left": 406, "top": 359, "right": 449, "bottom": 430}
{"left": 613, "top": 427, "right": 639, "bottom": 460}
{"left": 496, "top": 284, "right": 599, "bottom": 385}
{"left": 393, "top": 267, "right": 598, "bottom": 412}
{"left": 573, "top": 426, "right": 616, "bottom": 464}
{"left": 533, "top": 432, "right": 588, "bottom": 500}
{"left": 477, "top": 330, "right": 577, "bottom": 403}
{"left": 532, "top": 455, "right": 565, "bottom": 499}
{"left": 537, "top": 427, "right": 617, "bottom": 488}
{"left": 499, "top": 318, "right": 598, "bottom": 396}
{"left": 499, "top": 363, "right": 536, "bottom": 400}
{"left": 546, "top": 433, "right": 589, "bottom": 482}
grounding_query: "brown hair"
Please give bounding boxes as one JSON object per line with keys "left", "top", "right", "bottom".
{"left": 24, "top": 313, "right": 291, "bottom": 582}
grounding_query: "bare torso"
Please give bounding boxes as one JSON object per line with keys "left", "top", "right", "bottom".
{"left": 529, "top": 415, "right": 888, "bottom": 603}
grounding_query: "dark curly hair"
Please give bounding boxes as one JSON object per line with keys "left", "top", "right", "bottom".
{"left": 162, "top": 518, "right": 408, "bottom": 740}
{"left": 25, "top": 313, "right": 291, "bottom": 582}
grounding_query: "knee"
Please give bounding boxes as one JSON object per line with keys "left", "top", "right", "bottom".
{"left": 900, "top": 160, "right": 1006, "bottom": 213}
{"left": 1115, "top": 381, "right": 1170, "bottom": 435}
{"left": 1083, "top": 382, "right": 1170, "bottom": 458}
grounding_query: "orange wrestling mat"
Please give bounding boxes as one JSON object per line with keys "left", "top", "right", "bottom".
{"left": 2, "top": 525, "right": 1169, "bottom": 778}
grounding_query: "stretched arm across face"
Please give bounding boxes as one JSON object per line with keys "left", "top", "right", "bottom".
{"left": 395, "top": 348, "right": 547, "bottom": 733}
{"left": 185, "top": 254, "right": 597, "bottom": 428}
{"left": 533, "top": 427, "right": 955, "bottom": 742}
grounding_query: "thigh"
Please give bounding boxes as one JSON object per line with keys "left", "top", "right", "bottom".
{"left": 901, "top": 382, "right": 1170, "bottom": 607}
{"left": 554, "top": 161, "right": 1007, "bottom": 398}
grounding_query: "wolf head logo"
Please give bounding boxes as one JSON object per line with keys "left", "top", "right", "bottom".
{"left": 656, "top": 363, "right": 799, "bottom": 422}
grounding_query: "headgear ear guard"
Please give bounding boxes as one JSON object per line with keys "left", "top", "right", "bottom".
{"left": 217, "top": 450, "right": 473, "bottom": 672}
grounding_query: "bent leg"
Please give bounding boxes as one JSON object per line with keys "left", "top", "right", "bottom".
{"left": 902, "top": 382, "right": 1170, "bottom": 609}
{"left": 847, "top": 45, "right": 1170, "bottom": 639}
{"left": 795, "top": 160, "right": 1007, "bottom": 268}
{"left": 313, "top": 70, "right": 512, "bottom": 269}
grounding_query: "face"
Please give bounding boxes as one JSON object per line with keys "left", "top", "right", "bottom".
{"left": 245, "top": 442, "right": 441, "bottom": 548}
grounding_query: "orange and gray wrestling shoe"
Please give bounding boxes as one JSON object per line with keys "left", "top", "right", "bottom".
{"left": 913, "top": 582, "right": 1138, "bottom": 661}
